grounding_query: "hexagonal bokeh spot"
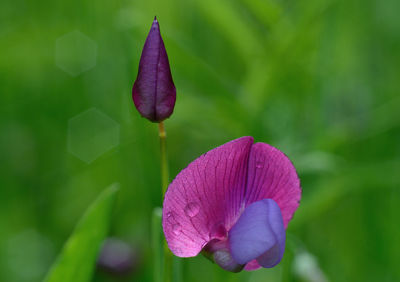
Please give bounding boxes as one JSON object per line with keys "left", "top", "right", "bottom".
{"left": 68, "top": 108, "right": 120, "bottom": 163}
{"left": 55, "top": 30, "right": 97, "bottom": 76}
{"left": 6, "top": 229, "right": 54, "bottom": 281}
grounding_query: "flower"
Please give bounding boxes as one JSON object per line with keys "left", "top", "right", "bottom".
{"left": 162, "top": 137, "right": 301, "bottom": 272}
{"left": 132, "top": 17, "right": 176, "bottom": 123}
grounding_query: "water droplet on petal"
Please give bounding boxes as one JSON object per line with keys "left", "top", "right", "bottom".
{"left": 184, "top": 202, "right": 200, "bottom": 217}
{"left": 172, "top": 224, "right": 181, "bottom": 235}
{"left": 256, "top": 161, "right": 264, "bottom": 169}
{"left": 166, "top": 211, "right": 175, "bottom": 222}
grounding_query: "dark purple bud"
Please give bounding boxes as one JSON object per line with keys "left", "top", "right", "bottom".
{"left": 132, "top": 17, "right": 176, "bottom": 123}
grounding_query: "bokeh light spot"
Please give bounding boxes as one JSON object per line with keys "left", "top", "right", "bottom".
{"left": 68, "top": 108, "right": 120, "bottom": 163}
{"left": 55, "top": 30, "right": 97, "bottom": 76}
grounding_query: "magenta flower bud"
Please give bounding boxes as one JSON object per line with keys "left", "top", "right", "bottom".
{"left": 132, "top": 17, "right": 176, "bottom": 123}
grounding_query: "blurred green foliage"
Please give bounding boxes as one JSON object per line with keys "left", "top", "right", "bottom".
{"left": 0, "top": 0, "right": 399, "bottom": 281}
{"left": 44, "top": 184, "right": 118, "bottom": 282}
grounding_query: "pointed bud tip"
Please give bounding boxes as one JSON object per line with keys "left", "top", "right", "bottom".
{"left": 151, "top": 16, "right": 160, "bottom": 31}
{"left": 132, "top": 17, "right": 176, "bottom": 123}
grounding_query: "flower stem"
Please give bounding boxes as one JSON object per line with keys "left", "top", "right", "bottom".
{"left": 158, "top": 121, "right": 172, "bottom": 282}
{"left": 151, "top": 208, "right": 162, "bottom": 282}
{"left": 158, "top": 121, "right": 169, "bottom": 196}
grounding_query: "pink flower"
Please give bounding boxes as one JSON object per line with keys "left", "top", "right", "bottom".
{"left": 162, "top": 137, "right": 301, "bottom": 272}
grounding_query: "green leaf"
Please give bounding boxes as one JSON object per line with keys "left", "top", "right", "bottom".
{"left": 43, "top": 183, "right": 119, "bottom": 282}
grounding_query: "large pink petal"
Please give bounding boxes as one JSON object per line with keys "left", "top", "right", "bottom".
{"left": 244, "top": 143, "right": 301, "bottom": 228}
{"left": 162, "top": 137, "right": 253, "bottom": 257}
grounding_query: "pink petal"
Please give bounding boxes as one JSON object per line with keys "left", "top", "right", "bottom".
{"left": 162, "top": 137, "right": 254, "bottom": 257}
{"left": 244, "top": 143, "right": 301, "bottom": 228}
{"left": 244, "top": 260, "right": 261, "bottom": 271}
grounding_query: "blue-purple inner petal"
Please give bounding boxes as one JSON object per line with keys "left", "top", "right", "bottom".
{"left": 228, "top": 199, "right": 285, "bottom": 267}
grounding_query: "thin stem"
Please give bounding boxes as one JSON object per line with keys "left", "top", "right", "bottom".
{"left": 158, "top": 121, "right": 169, "bottom": 196}
{"left": 163, "top": 245, "right": 172, "bottom": 282}
{"left": 158, "top": 121, "right": 172, "bottom": 282}
{"left": 151, "top": 208, "right": 162, "bottom": 282}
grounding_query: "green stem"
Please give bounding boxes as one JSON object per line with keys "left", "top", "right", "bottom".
{"left": 158, "top": 121, "right": 172, "bottom": 282}
{"left": 151, "top": 208, "right": 163, "bottom": 282}
{"left": 158, "top": 122, "right": 169, "bottom": 196}
{"left": 163, "top": 244, "right": 172, "bottom": 282}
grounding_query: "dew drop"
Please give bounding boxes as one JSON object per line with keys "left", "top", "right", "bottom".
{"left": 256, "top": 161, "right": 264, "bottom": 169}
{"left": 172, "top": 224, "right": 181, "bottom": 235}
{"left": 166, "top": 211, "right": 175, "bottom": 222}
{"left": 184, "top": 202, "right": 200, "bottom": 217}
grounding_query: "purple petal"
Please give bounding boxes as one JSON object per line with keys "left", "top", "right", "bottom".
{"left": 255, "top": 200, "right": 285, "bottom": 268}
{"left": 162, "top": 137, "right": 254, "bottom": 257}
{"left": 228, "top": 199, "right": 285, "bottom": 267}
{"left": 132, "top": 17, "right": 176, "bottom": 122}
{"left": 245, "top": 143, "right": 301, "bottom": 228}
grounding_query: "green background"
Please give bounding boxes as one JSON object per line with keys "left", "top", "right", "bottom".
{"left": 1, "top": 0, "right": 399, "bottom": 281}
